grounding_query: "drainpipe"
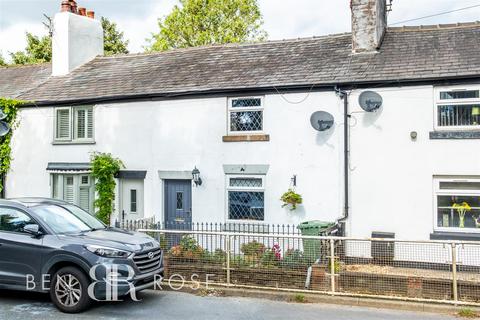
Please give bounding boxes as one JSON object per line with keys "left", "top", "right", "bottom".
{"left": 335, "top": 87, "right": 349, "bottom": 236}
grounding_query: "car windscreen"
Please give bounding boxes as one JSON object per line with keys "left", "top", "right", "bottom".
{"left": 31, "top": 204, "right": 104, "bottom": 234}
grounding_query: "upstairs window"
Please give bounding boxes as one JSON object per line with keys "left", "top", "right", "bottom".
{"left": 228, "top": 97, "right": 263, "bottom": 134}
{"left": 54, "top": 106, "right": 94, "bottom": 143}
{"left": 435, "top": 88, "right": 480, "bottom": 130}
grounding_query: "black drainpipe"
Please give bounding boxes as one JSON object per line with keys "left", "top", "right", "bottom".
{"left": 335, "top": 87, "right": 349, "bottom": 236}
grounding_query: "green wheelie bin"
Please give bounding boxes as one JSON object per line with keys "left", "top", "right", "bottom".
{"left": 297, "top": 220, "right": 335, "bottom": 263}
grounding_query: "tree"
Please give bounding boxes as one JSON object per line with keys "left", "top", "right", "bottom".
{"left": 8, "top": 16, "right": 129, "bottom": 65}
{"left": 10, "top": 32, "right": 52, "bottom": 65}
{"left": 101, "top": 17, "right": 129, "bottom": 56}
{"left": 147, "top": 0, "right": 267, "bottom": 52}
{"left": 0, "top": 55, "right": 6, "bottom": 67}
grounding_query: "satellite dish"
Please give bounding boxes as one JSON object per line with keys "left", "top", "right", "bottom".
{"left": 359, "top": 91, "right": 382, "bottom": 112}
{"left": 0, "top": 121, "right": 10, "bottom": 137}
{"left": 310, "top": 111, "right": 334, "bottom": 131}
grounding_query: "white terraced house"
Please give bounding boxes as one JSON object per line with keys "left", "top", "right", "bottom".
{"left": 1, "top": 0, "right": 480, "bottom": 245}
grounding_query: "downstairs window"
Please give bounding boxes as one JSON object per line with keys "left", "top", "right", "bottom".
{"left": 226, "top": 176, "right": 265, "bottom": 221}
{"left": 434, "top": 177, "right": 480, "bottom": 232}
{"left": 51, "top": 174, "right": 94, "bottom": 213}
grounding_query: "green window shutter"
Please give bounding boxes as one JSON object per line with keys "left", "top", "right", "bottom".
{"left": 87, "top": 108, "right": 93, "bottom": 139}
{"left": 56, "top": 109, "right": 71, "bottom": 139}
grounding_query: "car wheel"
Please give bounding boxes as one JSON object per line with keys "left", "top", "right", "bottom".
{"left": 50, "top": 266, "right": 92, "bottom": 313}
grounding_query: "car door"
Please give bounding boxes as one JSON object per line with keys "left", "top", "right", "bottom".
{"left": 0, "top": 206, "right": 45, "bottom": 288}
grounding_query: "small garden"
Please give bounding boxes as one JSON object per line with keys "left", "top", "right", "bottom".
{"left": 167, "top": 236, "right": 313, "bottom": 269}
{"left": 162, "top": 235, "right": 480, "bottom": 302}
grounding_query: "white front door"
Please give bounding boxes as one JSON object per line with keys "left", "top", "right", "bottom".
{"left": 120, "top": 179, "right": 144, "bottom": 221}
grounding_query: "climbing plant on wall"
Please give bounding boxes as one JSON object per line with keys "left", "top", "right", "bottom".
{"left": 90, "top": 152, "right": 124, "bottom": 224}
{"left": 0, "top": 98, "right": 22, "bottom": 194}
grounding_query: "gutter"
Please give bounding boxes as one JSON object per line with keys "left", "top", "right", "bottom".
{"left": 17, "top": 75, "right": 480, "bottom": 108}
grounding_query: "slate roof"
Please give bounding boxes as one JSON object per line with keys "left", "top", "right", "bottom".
{"left": 0, "top": 63, "right": 51, "bottom": 100}
{"left": 2, "top": 23, "right": 480, "bottom": 105}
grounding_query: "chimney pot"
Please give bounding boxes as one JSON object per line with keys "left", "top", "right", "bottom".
{"left": 78, "top": 7, "right": 86, "bottom": 16}
{"left": 69, "top": 0, "right": 78, "bottom": 14}
{"left": 60, "top": 1, "right": 71, "bottom": 12}
{"left": 86, "top": 10, "right": 95, "bottom": 19}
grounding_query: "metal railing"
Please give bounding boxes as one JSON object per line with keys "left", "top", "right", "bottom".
{"left": 138, "top": 228, "right": 480, "bottom": 306}
{"left": 115, "top": 219, "right": 304, "bottom": 235}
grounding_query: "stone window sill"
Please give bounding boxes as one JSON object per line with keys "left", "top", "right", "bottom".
{"left": 429, "top": 131, "right": 480, "bottom": 139}
{"left": 222, "top": 134, "right": 270, "bottom": 142}
{"left": 430, "top": 232, "right": 480, "bottom": 241}
{"left": 52, "top": 140, "right": 96, "bottom": 145}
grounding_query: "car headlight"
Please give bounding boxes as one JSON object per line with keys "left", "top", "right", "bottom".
{"left": 86, "top": 245, "right": 132, "bottom": 258}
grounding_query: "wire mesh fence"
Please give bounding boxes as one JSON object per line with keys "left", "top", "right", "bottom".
{"left": 135, "top": 227, "right": 480, "bottom": 305}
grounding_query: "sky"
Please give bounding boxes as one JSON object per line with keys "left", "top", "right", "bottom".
{"left": 1, "top": 0, "right": 480, "bottom": 60}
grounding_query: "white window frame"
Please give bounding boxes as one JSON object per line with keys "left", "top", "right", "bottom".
{"left": 54, "top": 107, "right": 72, "bottom": 141}
{"left": 51, "top": 173, "right": 95, "bottom": 213}
{"left": 130, "top": 189, "right": 138, "bottom": 214}
{"left": 73, "top": 106, "right": 94, "bottom": 141}
{"left": 225, "top": 175, "right": 265, "bottom": 222}
{"left": 434, "top": 85, "right": 480, "bottom": 131}
{"left": 227, "top": 96, "right": 264, "bottom": 135}
{"left": 54, "top": 106, "right": 95, "bottom": 143}
{"left": 433, "top": 176, "right": 480, "bottom": 233}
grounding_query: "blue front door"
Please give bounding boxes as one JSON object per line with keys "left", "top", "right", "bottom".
{"left": 164, "top": 180, "right": 192, "bottom": 230}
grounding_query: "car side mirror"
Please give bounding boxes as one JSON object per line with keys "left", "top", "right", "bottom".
{"left": 23, "top": 224, "right": 42, "bottom": 237}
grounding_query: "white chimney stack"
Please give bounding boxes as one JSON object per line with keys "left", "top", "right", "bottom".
{"left": 52, "top": 11, "right": 103, "bottom": 76}
{"left": 351, "top": 0, "right": 387, "bottom": 53}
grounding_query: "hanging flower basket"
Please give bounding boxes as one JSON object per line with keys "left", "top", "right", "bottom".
{"left": 281, "top": 189, "right": 303, "bottom": 211}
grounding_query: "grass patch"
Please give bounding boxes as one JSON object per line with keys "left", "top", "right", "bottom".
{"left": 458, "top": 308, "right": 478, "bottom": 318}
{"left": 196, "top": 288, "right": 224, "bottom": 297}
{"left": 291, "top": 294, "right": 307, "bottom": 303}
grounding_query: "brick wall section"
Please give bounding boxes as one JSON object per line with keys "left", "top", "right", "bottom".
{"left": 351, "top": 0, "right": 387, "bottom": 52}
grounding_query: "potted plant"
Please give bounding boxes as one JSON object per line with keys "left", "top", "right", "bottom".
{"left": 452, "top": 202, "right": 472, "bottom": 228}
{"left": 281, "top": 189, "right": 303, "bottom": 210}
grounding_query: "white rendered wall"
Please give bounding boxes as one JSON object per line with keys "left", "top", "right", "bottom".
{"left": 52, "top": 12, "right": 103, "bottom": 76}
{"left": 8, "top": 92, "right": 343, "bottom": 227}
{"left": 8, "top": 84, "right": 480, "bottom": 241}
{"left": 348, "top": 85, "right": 480, "bottom": 240}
